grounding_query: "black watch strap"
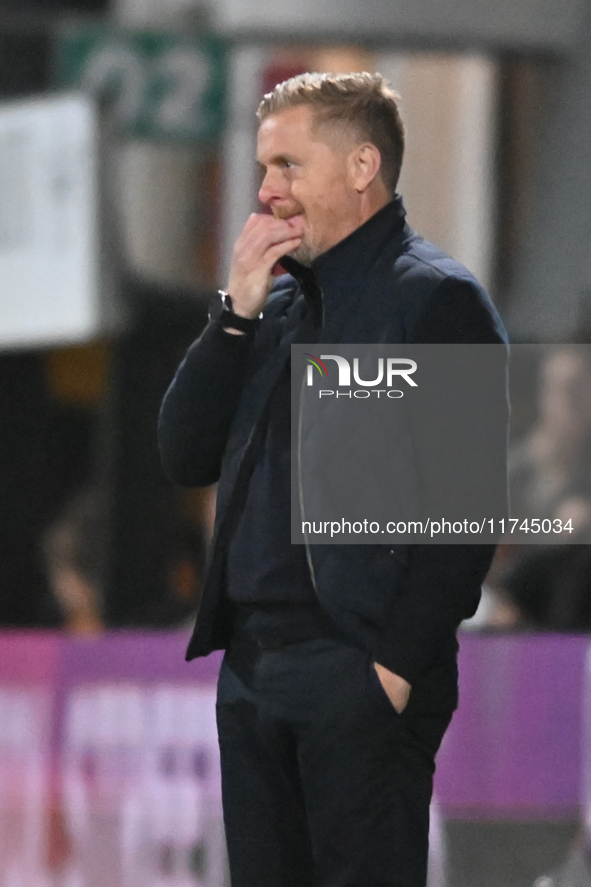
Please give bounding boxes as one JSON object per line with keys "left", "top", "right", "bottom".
{"left": 209, "top": 290, "right": 262, "bottom": 333}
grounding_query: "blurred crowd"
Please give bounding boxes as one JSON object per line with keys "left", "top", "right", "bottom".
{"left": 468, "top": 345, "right": 591, "bottom": 633}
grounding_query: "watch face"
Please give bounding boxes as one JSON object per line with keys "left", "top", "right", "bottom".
{"left": 208, "top": 291, "right": 227, "bottom": 322}
{"left": 208, "top": 291, "right": 261, "bottom": 330}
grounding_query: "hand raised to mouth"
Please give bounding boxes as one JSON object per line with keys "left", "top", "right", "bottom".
{"left": 226, "top": 213, "right": 306, "bottom": 320}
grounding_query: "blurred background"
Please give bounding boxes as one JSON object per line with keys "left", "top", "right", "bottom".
{"left": 2, "top": 0, "right": 591, "bottom": 884}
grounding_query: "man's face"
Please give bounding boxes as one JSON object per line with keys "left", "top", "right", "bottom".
{"left": 257, "top": 105, "right": 360, "bottom": 265}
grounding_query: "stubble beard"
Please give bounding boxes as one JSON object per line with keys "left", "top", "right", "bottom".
{"left": 286, "top": 239, "right": 316, "bottom": 267}
{"left": 272, "top": 205, "right": 317, "bottom": 266}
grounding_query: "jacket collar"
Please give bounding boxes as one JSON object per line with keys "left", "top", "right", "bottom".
{"left": 280, "top": 194, "right": 408, "bottom": 318}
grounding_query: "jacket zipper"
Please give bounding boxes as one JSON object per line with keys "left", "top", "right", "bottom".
{"left": 297, "top": 370, "right": 320, "bottom": 598}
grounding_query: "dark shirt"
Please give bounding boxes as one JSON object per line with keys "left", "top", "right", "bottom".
{"left": 225, "top": 356, "right": 317, "bottom": 605}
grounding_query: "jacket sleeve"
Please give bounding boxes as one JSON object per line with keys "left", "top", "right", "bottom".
{"left": 374, "top": 276, "right": 508, "bottom": 684}
{"left": 158, "top": 320, "right": 255, "bottom": 487}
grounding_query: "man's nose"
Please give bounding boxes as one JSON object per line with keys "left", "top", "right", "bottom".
{"left": 258, "top": 168, "right": 286, "bottom": 206}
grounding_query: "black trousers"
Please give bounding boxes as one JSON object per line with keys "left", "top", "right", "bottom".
{"left": 216, "top": 633, "right": 452, "bottom": 887}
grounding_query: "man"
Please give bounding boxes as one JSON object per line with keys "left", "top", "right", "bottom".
{"left": 159, "top": 72, "right": 507, "bottom": 887}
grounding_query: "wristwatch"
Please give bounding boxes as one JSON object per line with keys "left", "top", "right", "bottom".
{"left": 210, "top": 290, "right": 262, "bottom": 334}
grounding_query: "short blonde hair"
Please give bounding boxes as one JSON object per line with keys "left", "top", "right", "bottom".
{"left": 257, "top": 71, "right": 405, "bottom": 194}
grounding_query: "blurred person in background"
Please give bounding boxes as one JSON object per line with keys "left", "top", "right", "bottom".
{"left": 510, "top": 346, "right": 591, "bottom": 533}
{"left": 494, "top": 347, "right": 591, "bottom": 631}
{"left": 43, "top": 486, "right": 206, "bottom": 632}
{"left": 159, "top": 71, "right": 507, "bottom": 887}
{"left": 43, "top": 487, "right": 108, "bottom": 634}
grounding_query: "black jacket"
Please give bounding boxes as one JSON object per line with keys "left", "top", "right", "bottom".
{"left": 158, "top": 197, "right": 507, "bottom": 712}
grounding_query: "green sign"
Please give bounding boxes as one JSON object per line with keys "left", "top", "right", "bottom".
{"left": 54, "top": 25, "right": 227, "bottom": 143}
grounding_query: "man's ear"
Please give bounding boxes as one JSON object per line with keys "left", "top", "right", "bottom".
{"left": 348, "top": 143, "right": 382, "bottom": 193}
